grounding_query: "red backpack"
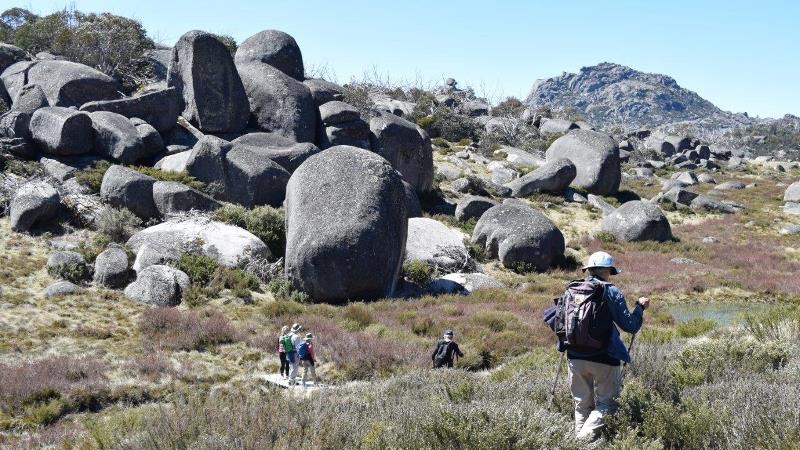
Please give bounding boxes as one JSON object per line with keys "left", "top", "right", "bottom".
{"left": 550, "top": 278, "right": 613, "bottom": 353}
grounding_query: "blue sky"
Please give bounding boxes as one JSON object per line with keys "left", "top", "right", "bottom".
{"left": 5, "top": 0, "right": 798, "bottom": 117}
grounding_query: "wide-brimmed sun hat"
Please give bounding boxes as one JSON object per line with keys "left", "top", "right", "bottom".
{"left": 291, "top": 323, "right": 303, "bottom": 333}
{"left": 305, "top": 333, "right": 314, "bottom": 341}
{"left": 581, "top": 251, "right": 621, "bottom": 275}
{"left": 443, "top": 329, "right": 454, "bottom": 338}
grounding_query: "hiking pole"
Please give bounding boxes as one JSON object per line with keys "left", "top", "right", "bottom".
{"left": 623, "top": 333, "right": 637, "bottom": 369}
{"left": 547, "top": 351, "right": 566, "bottom": 409}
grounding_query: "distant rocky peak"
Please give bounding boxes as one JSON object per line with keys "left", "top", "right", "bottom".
{"left": 525, "top": 62, "right": 728, "bottom": 131}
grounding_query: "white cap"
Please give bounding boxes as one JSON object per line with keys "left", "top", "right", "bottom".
{"left": 582, "top": 251, "right": 621, "bottom": 275}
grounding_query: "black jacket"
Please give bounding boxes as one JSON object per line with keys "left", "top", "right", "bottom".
{"left": 432, "top": 340, "right": 464, "bottom": 368}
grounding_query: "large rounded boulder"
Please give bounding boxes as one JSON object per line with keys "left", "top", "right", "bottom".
{"left": 1, "top": 60, "right": 121, "bottom": 107}
{"left": 80, "top": 87, "right": 181, "bottom": 132}
{"left": 124, "top": 265, "right": 190, "bottom": 306}
{"left": 99, "top": 165, "right": 159, "bottom": 220}
{"left": 369, "top": 112, "right": 434, "bottom": 192}
{"left": 784, "top": 181, "right": 800, "bottom": 202}
{"left": 600, "top": 200, "right": 672, "bottom": 242}
{"left": 224, "top": 144, "right": 291, "bottom": 207}
{"left": 404, "top": 217, "right": 469, "bottom": 270}
{"left": 167, "top": 31, "right": 250, "bottom": 133}
{"left": 29, "top": 107, "right": 94, "bottom": 155}
{"left": 505, "top": 158, "right": 576, "bottom": 197}
{"left": 90, "top": 111, "right": 149, "bottom": 163}
{"left": 127, "top": 217, "right": 270, "bottom": 268}
{"left": 545, "top": 130, "right": 620, "bottom": 195}
{"left": 0, "top": 43, "right": 27, "bottom": 74}
{"left": 93, "top": 244, "right": 130, "bottom": 288}
{"left": 471, "top": 202, "right": 565, "bottom": 271}
{"left": 9, "top": 181, "right": 62, "bottom": 232}
{"left": 234, "top": 30, "right": 304, "bottom": 81}
{"left": 303, "top": 78, "right": 345, "bottom": 106}
{"left": 236, "top": 62, "right": 316, "bottom": 142}
{"left": 232, "top": 133, "right": 321, "bottom": 173}
{"left": 284, "top": 146, "right": 408, "bottom": 302}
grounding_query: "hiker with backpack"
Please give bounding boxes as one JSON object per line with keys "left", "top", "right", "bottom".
{"left": 278, "top": 325, "right": 290, "bottom": 379}
{"left": 544, "top": 251, "right": 649, "bottom": 440}
{"left": 431, "top": 329, "right": 464, "bottom": 368}
{"left": 286, "top": 323, "right": 303, "bottom": 385}
{"left": 297, "top": 333, "right": 318, "bottom": 387}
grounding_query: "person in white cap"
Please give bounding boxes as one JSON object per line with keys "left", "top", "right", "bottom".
{"left": 288, "top": 323, "right": 303, "bottom": 385}
{"left": 564, "top": 251, "right": 649, "bottom": 440}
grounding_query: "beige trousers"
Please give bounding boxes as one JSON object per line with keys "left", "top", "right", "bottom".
{"left": 301, "top": 360, "right": 317, "bottom": 384}
{"left": 568, "top": 358, "right": 623, "bottom": 439}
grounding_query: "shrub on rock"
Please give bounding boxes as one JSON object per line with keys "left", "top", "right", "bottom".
{"left": 127, "top": 217, "right": 270, "bottom": 268}
{"left": 47, "top": 251, "right": 90, "bottom": 283}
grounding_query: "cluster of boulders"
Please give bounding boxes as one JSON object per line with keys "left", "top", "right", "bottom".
{"left": 0, "top": 30, "right": 440, "bottom": 305}
{"left": 11, "top": 30, "right": 794, "bottom": 307}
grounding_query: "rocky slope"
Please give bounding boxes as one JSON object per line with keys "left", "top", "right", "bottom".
{"left": 525, "top": 62, "right": 754, "bottom": 132}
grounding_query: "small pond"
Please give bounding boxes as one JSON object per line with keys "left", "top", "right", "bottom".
{"left": 666, "top": 302, "right": 776, "bottom": 326}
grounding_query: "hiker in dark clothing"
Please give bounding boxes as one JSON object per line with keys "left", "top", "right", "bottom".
{"left": 432, "top": 330, "right": 464, "bottom": 368}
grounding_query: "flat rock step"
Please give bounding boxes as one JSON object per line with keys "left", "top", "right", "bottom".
{"left": 257, "top": 373, "right": 329, "bottom": 392}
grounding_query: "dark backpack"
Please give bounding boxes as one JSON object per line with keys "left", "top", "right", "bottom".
{"left": 433, "top": 341, "right": 453, "bottom": 367}
{"left": 546, "top": 278, "right": 613, "bottom": 353}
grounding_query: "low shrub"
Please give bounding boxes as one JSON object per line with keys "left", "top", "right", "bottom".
{"left": 261, "top": 300, "right": 305, "bottom": 318}
{"left": 267, "top": 279, "right": 309, "bottom": 303}
{"left": 594, "top": 231, "right": 617, "bottom": 243}
{"left": 669, "top": 337, "right": 789, "bottom": 387}
{"left": 341, "top": 304, "right": 375, "bottom": 330}
{"left": 213, "top": 204, "right": 286, "bottom": 258}
{"left": 95, "top": 207, "right": 141, "bottom": 243}
{"left": 402, "top": 259, "right": 432, "bottom": 285}
{"left": 133, "top": 166, "right": 206, "bottom": 192}
{"left": 175, "top": 253, "right": 219, "bottom": 285}
{"left": 675, "top": 318, "right": 716, "bottom": 338}
{"left": 744, "top": 304, "right": 800, "bottom": 341}
{"left": 0, "top": 155, "right": 44, "bottom": 178}
{"left": 75, "top": 160, "right": 112, "bottom": 192}
{"left": 431, "top": 137, "right": 449, "bottom": 148}
{"left": 47, "top": 261, "right": 90, "bottom": 283}
{"left": 138, "top": 307, "right": 240, "bottom": 351}
{"left": 341, "top": 83, "right": 374, "bottom": 120}
{"left": 608, "top": 380, "right": 725, "bottom": 450}
{"left": 0, "top": 356, "right": 108, "bottom": 428}
{"left": 174, "top": 253, "right": 260, "bottom": 302}
{"left": 85, "top": 371, "right": 583, "bottom": 449}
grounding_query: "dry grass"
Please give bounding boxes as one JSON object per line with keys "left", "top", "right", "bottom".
{"left": 1, "top": 164, "right": 799, "bottom": 446}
